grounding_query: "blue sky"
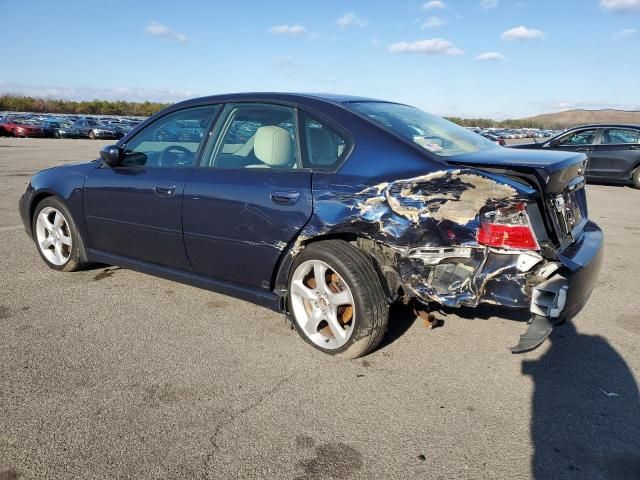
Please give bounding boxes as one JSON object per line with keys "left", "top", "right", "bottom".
{"left": 1, "top": 0, "right": 639, "bottom": 118}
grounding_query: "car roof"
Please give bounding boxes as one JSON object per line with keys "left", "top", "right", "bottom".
{"left": 171, "top": 92, "right": 391, "bottom": 109}
{"left": 568, "top": 124, "right": 640, "bottom": 130}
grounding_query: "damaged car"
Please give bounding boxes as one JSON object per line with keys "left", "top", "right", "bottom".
{"left": 19, "top": 93, "right": 603, "bottom": 358}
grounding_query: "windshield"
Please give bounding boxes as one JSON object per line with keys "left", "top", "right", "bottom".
{"left": 346, "top": 102, "right": 499, "bottom": 157}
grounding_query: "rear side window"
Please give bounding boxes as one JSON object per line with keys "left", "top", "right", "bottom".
{"left": 602, "top": 128, "right": 639, "bottom": 145}
{"left": 300, "top": 112, "right": 349, "bottom": 170}
{"left": 558, "top": 129, "right": 597, "bottom": 146}
{"left": 205, "top": 103, "right": 299, "bottom": 170}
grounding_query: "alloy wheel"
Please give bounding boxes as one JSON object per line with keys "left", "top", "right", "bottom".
{"left": 35, "top": 207, "right": 72, "bottom": 266}
{"left": 290, "top": 259, "right": 356, "bottom": 349}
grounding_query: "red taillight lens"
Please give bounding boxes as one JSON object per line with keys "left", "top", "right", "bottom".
{"left": 477, "top": 203, "right": 540, "bottom": 250}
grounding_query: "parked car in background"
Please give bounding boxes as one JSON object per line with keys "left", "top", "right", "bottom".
{"left": 69, "top": 118, "right": 119, "bottom": 139}
{"left": 0, "top": 117, "right": 43, "bottom": 137}
{"left": 19, "top": 93, "right": 603, "bottom": 358}
{"left": 41, "top": 119, "right": 74, "bottom": 138}
{"left": 512, "top": 124, "right": 640, "bottom": 188}
{"left": 479, "top": 132, "right": 506, "bottom": 146}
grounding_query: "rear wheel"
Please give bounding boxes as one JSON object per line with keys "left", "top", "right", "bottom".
{"left": 288, "top": 240, "right": 389, "bottom": 359}
{"left": 32, "top": 197, "right": 87, "bottom": 272}
{"left": 632, "top": 167, "right": 640, "bottom": 189}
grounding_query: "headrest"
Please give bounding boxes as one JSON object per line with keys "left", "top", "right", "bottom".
{"left": 254, "top": 126, "right": 293, "bottom": 167}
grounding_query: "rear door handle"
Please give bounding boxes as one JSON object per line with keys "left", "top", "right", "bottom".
{"left": 271, "top": 191, "right": 300, "bottom": 205}
{"left": 154, "top": 185, "right": 176, "bottom": 197}
{"left": 576, "top": 148, "right": 591, "bottom": 152}
{"left": 629, "top": 145, "right": 640, "bottom": 150}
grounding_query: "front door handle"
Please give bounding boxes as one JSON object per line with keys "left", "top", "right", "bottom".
{"left": 629, "top": 145, "right": 640, "bottom": 150}
{"left": 271, "top": 191, "right": 300, "bottom": 205}
{"left": 154, "top": 185, "right": 176, "bottom": 197}
{"left": 576, "top": 148, "right": 591, "bottom": 152}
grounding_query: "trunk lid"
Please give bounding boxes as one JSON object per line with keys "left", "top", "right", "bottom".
{"left": 447, "top": 148, "right": 589, "bottom": 251}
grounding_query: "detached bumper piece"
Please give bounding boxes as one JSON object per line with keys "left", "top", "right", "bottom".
{"left": 510, "top": 314, "right": 554, "bottom": 354}
{"left": 511, "top": 275, "right": 568, "bottom": 353}
{"left": 511, "top": 221, "right": 604, "bottom": 354}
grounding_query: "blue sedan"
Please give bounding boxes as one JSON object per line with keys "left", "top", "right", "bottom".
{"left": 19, "top": 93, "right": 603, "bottom": 358}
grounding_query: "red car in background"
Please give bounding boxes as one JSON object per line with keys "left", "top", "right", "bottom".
{"left": 0, "top": 118, "right": 43, "bottom": 137}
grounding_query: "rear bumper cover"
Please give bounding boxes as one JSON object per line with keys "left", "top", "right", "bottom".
{"left": 511, "top": 221, "right": 603, "bottom": 353}
{"left": 553, "top": 220, "right": 604, "bottom": 320}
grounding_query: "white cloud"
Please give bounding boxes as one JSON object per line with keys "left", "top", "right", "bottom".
{"left": 0, "top": 82, "right": 194, "bottom": 103}
{"left": 501, "top": 26, "right": 545, "bottom": 40}
{"left": 423, "top": 1, "right": 446, "bottom": 10}
{"left": 144, "top": 21, "right": 189, "bottom": 44}
{"left": 273, "top": 56, "right": 294, "bottom": 67}
{"left": 612, "top": 28, "right": 638, "bottom": 39}
{"left": 269, "top": 24, "right": 307, "bottom": 36}
{"left": 481, "top": 0, "right": 499, "bottom": 9}
{"left": 336, "top": 12, "right": 366, "bottom": 28}
{"left": 600, "top": 0, "right": 640, "bottom": 12}
{"left": 475, "top": 51, "right": 506, "bottom": 61}
{"left": 389, "top": 38, "right": 463, "bottom": 56}
{"left": 421, "top": 16, "right": 446, "bottom": 29}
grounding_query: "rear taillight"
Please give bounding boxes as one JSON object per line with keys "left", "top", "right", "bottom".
{"left": 477, "top": 203, "right": 539, "bottom": 250}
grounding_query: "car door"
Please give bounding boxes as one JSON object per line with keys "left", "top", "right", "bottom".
{"left": 545, "top": 128, "right": 598, "bottom": 164}
{"left": 83, "top": 105, "right": 220, "bottom": 269}
{"left": 588, "top": 127, "right": 640, "bottom": 180}
{"left": 182, "top": 103, "right": 313, "bottom": 290}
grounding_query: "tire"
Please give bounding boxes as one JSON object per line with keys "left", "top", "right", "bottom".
{"left": 287, "top": 240, "right": 389, "bottom": 359}
{"left": 32, "top": 197, "right": 88, "bottom": 272}
{"left": 632, "top": 167, "right": 640, "bottom": 189}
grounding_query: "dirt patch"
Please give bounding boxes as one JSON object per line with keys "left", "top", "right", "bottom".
{"left": 295, "top": 435, "right": 316, "bottom": 449}
{"left": 295, "top": 442, "right": 363, "bottom": 480}
{"left": 93, "top": 268, "right": 118, "bottom": 281}
{"left": 0, "top": 469, "right": 21, "bottom": 480}
{"left": 0, "top": 305, "right": 11, "bottom": 320}
{"left": 616, "top": 314, "right": 639, "bottom": 334}
{"left": 206, "top": 300, "right": 229, "bottom": 309}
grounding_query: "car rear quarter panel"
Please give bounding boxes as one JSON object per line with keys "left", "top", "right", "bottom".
{"left": 273, "top": 115, "right": 540, "bottom": 306}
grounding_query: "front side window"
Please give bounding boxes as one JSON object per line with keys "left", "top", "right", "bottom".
{"left": 205, "top": 103, "right": 299, "bottom": 169}
{"left": 602, "top": 128, "right": 639, "bottom": 145}
{"left": 346, "top": 101, "right": 499, "bottom": 157}
{"left": 121, "top": 106, "right": 219, "bottom": 168}
{"left": 300, "top": 112, "right": 349, "bottom": 169}
{"left": 557, "top": 129, "right": 597, "bottom": 146}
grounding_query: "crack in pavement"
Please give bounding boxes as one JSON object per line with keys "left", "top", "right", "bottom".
{"left": 203, "top": 373, "right": 295, "bottom": 475}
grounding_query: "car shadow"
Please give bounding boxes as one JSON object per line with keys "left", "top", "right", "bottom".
{"left": 523, "top": 321, "right": 640, "bottom": 479}
{"left": 375, "top": 301, "right": 419, "bottom": 351}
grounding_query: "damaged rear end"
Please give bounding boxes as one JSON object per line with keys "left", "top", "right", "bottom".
{"left": 283, "top": 100, "right": 603, "bottom": 353}
{"left": 444, "top": 148, "right": 604, "bottom": 351}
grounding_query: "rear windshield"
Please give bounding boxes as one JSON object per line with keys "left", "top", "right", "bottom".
{"left": 346, "top": 101, "right": 499, "bottom": 157}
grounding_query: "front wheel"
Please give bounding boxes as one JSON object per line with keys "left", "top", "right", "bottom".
{"left": 32, "top": 197, "right": 88, "bottom": 272}
{"left": 287, "top": 240, "right": 389, "bottom": 359}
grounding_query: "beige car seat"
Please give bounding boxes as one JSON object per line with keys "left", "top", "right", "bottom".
{"left": 248, "top": 126, "right": 294, "bottom": 168}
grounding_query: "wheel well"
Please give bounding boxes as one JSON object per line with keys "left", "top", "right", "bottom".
{"left": 274, "top": 232, "right": 400, "bottom": 305}
{"left": 29, "top": 193, "right": 55, "bottom": 229}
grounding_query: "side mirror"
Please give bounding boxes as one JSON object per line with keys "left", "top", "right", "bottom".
{"left": 100, "top": 145, "right": 122, "bottom": 167}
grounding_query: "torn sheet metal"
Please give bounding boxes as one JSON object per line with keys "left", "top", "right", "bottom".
{"left": 283, "top": 168, "right": 547, "bottom": 309}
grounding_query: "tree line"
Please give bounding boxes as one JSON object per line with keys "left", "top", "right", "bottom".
{"left": 445, "top": 116, "right": 549, "bottom": 129}
{"left": 0, "top": 94, "right": 562, "bottom": 128}
{"left": 0, "top": 95, "right": 169, "bottom": 117}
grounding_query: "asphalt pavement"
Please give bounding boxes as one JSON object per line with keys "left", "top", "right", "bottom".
{"left": 1, "top": 138, "right": 638, "bottom": 479}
